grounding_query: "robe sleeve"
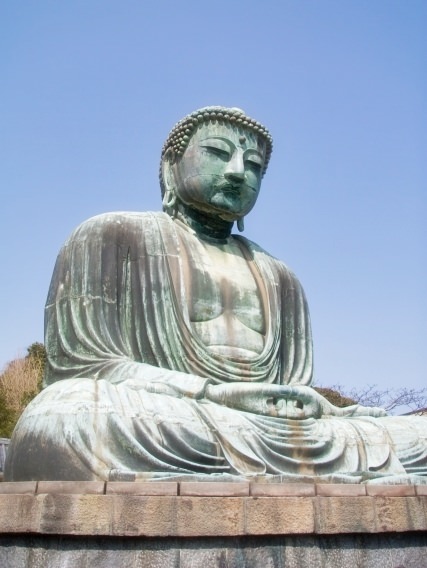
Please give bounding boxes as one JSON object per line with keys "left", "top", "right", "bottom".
{"left": 44, "top": 212, "right": 209, "bottom": 398}
{"left": 278, "top": 264, "right": 313, "bottom": 387}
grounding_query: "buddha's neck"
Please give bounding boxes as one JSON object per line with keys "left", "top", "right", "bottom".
{"left": 175, "top": 204, "right": 234, "bottom": 242}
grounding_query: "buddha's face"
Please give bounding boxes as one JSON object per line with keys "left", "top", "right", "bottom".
{"left": 170, "top": 122, "right": 266, "bottom": 222}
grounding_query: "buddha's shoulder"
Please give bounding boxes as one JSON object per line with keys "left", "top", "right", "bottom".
{"left": 235, "top": 235, "right": 300, "bottom": 284}
{"left": 66, "top": 211, "right": 170, "bottom": 242}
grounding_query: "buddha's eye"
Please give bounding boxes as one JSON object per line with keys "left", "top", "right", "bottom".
{"left": 245, "top": 158, "right": 262, "bottom": 172}
{"left": 243, "top": 148, "right": 264, "bottom": 174}
{"left": 200, "top": 139, "right": 232, "bottom": 160}
{"left": 203, "top": 144, "right": 230, "bottom": 160}
{"left": 204, "top": 145, "right": 231, "bottom": 160}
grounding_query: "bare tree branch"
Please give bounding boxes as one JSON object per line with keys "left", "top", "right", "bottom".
{"left": 323, "top": 383, "right": 427, "bottom": 415}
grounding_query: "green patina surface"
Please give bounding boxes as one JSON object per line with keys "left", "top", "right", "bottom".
{"left": 5, "top": 107, "right": 427, "bottom": 483}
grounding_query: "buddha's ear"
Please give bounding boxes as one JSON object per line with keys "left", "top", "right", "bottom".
{"left": 161, "top": 148, "right": 178, "bottom": 213}
{"left": 161, "top": 148, "right": 177, "bottom": 194}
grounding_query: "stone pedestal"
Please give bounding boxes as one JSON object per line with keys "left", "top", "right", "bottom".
{"left": 1, "top": 481, "right": 426, "bottom": 567}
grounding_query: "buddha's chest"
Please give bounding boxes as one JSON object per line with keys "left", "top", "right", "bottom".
{"left": 181, "top": 237, "right": 265, "bottom": 335}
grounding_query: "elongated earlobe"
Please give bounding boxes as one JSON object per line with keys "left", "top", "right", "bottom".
{"left": 162, "top": 187, "right": 177, "bottom": 216}
{"left": 161, "top": 149, "right": 178, "bottom": 217}
{"left": 237, "top": 217, "right": 245, "bottom": 232}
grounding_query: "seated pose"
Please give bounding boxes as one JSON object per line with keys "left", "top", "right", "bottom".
{"left": 5, "top": 107, "right": 427, "bottom": 483}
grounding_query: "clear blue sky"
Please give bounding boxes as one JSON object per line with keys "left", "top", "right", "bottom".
{"left": 1, "top": 1, "right": 426, "bottom": 396}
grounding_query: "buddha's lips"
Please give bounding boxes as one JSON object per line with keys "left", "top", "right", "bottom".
{"left": 214, "top": 181, "right": 244, "bottom": 194}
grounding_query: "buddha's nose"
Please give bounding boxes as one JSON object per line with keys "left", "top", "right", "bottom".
{"left": 224, "top": 152, "right": 245, "bottom": 183}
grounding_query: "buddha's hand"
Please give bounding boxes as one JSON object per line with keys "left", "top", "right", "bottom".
{"left": 330, "top": 402, "right": 387, "bottom": 418}
{"left": 204, "top": 383, "right": 329, "bottom": 419}
{"left": 204, "top": 383, "right": 387, "bottom": 419}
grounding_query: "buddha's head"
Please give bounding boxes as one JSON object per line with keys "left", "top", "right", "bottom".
{"left": 160, "top": 107, "right": 273, "bottom": 230}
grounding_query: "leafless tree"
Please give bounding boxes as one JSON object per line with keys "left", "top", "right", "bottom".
{"left": 322, "top": 383, "right": 427, "bottom": 415}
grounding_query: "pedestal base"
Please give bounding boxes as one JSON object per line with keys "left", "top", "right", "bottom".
{"left": 1, "top": 481, "right": 426, "bottom": 567}
{"left": 2, "top": 532, "right": 427, "bottom": 568}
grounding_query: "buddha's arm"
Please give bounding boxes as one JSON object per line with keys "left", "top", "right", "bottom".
{"left": 94, "top": 360, "right": 211, "bottom": 398}
{"left": 44, "top": 213, "right": 214, "bottom": 397}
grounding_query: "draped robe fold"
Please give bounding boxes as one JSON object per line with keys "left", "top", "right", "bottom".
{"left": 5, "top": 212, "right": 427, "bottom": 482}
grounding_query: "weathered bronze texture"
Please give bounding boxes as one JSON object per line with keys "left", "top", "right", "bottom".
{"left": 5, "top": 106, "right": 427, "bottom": 483}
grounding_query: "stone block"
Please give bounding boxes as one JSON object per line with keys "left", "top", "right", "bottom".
{"left": 0, "top": 481, "right": 37, "bottom": 494}
{"left": 106, "top": 481, "right": 177, "bottom": 495}
{"left": 415, "top": 485, "right": 427, "bottom": 495}
{"left": 224, "top": 542, "right": 283, "bottom": 567}
{"left": 177, "top": 496, "right": 244, "bottom": 536}
{"left": 315, "top": 496, "right": 377, "bottom": 533}
{"left": 373, "top": 496, "right": 427, "bottom": 532}
{"left": 245, "top": 496, "right": 315, "bottom": 534}
{"left": 37, "top": 480, "right": 105, "bottom": 494}
{"left": 316, "top": 483, "right": 366, "bottom": 497}
{"left": 179, "top": 481, "right": 249, "bottom": 496}
{"left": 179, "top": 547, "right": 229, "bottom": 568}
{"left": 0, "top": 494, "right": 39, "bottom": 533}
{"left": 38, "top": 494, "right": 113, "bottom": 535}
{"left": 366, "top": 484, "right": 416, "bottom": 496}
{"left": 37, "top": 494, "right": 180, "bottom": 536}
{"left": 109, "top": 495, "right": 178, "bottom": 536}
{"left": 250, "top": 482, "right": 315, "bottom": 497}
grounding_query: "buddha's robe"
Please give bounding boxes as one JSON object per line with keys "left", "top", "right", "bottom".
{"left": 5, "top": 212, "right": 427, "bottom": 482}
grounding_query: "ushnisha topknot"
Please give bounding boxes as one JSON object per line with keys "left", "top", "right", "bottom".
{"left": 160, "top": 106, "right": 273, "bottom": 184}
